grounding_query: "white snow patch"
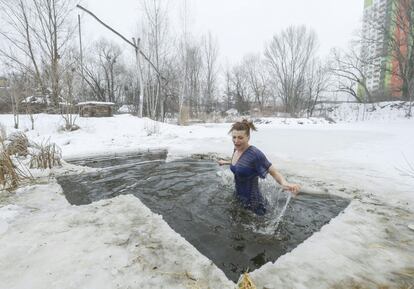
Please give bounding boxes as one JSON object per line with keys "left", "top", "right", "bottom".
{"left": 0, "top": 205, "right": 22, "bottom": 234}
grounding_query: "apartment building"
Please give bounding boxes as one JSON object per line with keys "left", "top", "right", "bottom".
{"left": 361, "top": 0, "right": 404, "bottom": 98}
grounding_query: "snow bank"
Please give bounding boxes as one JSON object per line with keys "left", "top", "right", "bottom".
{"left": 0, "top": 182, "right": 233, "bottom": 289}
{"left": 314, "top": 101, "right": 413, "bottom": 122}
{"left": 0, "top": 104, "right": 413, "bottom": 288}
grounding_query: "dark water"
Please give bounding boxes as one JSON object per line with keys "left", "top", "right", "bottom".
{"left": 58, "top": 151, "right": 349, "bottom": 281}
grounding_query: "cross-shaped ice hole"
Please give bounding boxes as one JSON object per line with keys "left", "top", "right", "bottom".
{"left": 58, "top": 151, "right": 350, "bottom": 282}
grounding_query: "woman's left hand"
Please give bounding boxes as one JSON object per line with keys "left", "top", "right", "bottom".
{"left": 217, "top": 159, "right": 230, "bottom": 166}
{"left": 282, "top": 183, "right": 301, "bottom": 197}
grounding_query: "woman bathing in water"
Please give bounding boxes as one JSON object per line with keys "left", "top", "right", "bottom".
{"left": 218, "top": 119, "right": 301, "bottom": 215}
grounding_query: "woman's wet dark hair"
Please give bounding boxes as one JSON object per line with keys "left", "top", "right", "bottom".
{"left": 229, "top": 119, "right": 257, "bottom": 137}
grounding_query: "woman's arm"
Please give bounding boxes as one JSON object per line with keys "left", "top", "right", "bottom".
{"left": 217, "top": 159, "right": 232, "bottom": 166}
{"left": 268, "top": 165, "right": 301, "bottom": 196}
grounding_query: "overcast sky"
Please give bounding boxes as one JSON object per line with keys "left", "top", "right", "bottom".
{"left": 81, "top": 0, "right": 364, "bottom": 64}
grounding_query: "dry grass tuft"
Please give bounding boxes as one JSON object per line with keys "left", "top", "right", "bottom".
{"left": 29, "top": 140, "right": 62, "bottom": 169}
{"left": 331, "top": 273, "right": 414, "bottom": 289}
{"left": 395, "top": 267, "right": 414, "bottom": 279}
{"left": 0, "top": 138, "right": 32, "bottom": 191}
{"left": 6, "top": 132, "right": 29, "bottom": 156}
{"left": 179, "top": 105, "right": 190, "bottom": 126}
{"left": 0, "top": 149, "right": 19, "bottom": 190}
{"left": 392, "top": 267, "right": 414, "bottom": 288}
{"left": 0, "top": 123, "right": 6, "bottom": 140}
{"left": 396, "top": 154, "right": 414, "bottom": 179}
{"left": 237, "top": 272, "right": 257, "bottom": 289}
{"left": 144, "top": 119, "right": 160, "bottom": 136}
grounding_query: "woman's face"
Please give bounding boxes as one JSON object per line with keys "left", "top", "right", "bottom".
{"left": 232, "top": 130, "right": 249, "bottom": 150}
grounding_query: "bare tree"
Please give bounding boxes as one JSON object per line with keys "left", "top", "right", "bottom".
{"left": 158, "top": 57, "right": 181, "bottom": 119}
{"left": 176, "top": 0, "right": 192, "bottom": 124}
{"left": 79, "top": 39, "right": 127, "bottom": 103}
{"left": 7, "top": 73, "right": 30, "bottom": 129}
{"left": 329, "top": 45, "right": 373, "bottom": 103}
{"left": 31, "top": 0, "right": 77, "bottom": 106}
{"left": 305, "top": 59, "right": 330, "bottom": 117}
{"left": 10, "top": 81, "right": 20, "bottom": 129}
{"left": 60, "top": 50, "right": 79, "bottom": 131}
{"left": 223, "top": 65, "right": 234, "bottom": 111}
{"left": 408, "top": 78, "right": 414, "bottom": 117}
{"left": 265, "top": 25, "right": 318, "bottom": 115}
{"left": 96, "top": 39, "right": 123, "bottom": 103}
{"left": 230, "top": 63, "right": 250, "bottom": 115}
{"left": 0, "top": 0, "right": 44, "bottom": 91}
{"left": 201, "top": 32, "right": 219, "bottom": 114}
{"left": 0, "top": 78, "right": 11, "bottom": 113}
{"left": 140, "top": 0, "right": 171, "bottom": 120}
{"left": 186, "top": 44, "right": 203, "bottom": 118}
{"left": 82, "top": 54, "right": 106, "bottom": 101}
{"left": 242, "top": 54, "right": 271, "bottom": 113}
{"left": 0, "top": 0, "right": 77, "bottom": 108}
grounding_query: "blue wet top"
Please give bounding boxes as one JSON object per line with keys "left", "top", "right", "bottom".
{"left": 230, "top": 146, "right": 272, "bottom": 215}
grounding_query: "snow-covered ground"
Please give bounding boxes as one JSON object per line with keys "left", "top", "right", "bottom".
{"left": 0, "top": 103, "right": 413, "bottom": 288}
{"left": 313, "top": 100, "right": 413, "bottom": 122}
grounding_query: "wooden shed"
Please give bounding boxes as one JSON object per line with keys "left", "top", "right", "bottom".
{"left": 77, "top": 101, "right": 115, "bottom": 117}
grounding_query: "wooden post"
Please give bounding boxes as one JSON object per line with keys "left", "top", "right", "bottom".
{"left": 133, "top": 37, "right": 144, "bottom": 118}
{"left": 78, "top": 14, "right": 85, "bottom": 101}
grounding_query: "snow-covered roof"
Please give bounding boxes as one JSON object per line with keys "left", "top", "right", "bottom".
{"left": 58, "top": 102, "right": 75, "bottom": 106}
{"left": 118, "top": 104, "right": 135, "bottom": 113}
{"left": 76, "top": 101, "right": 115, "bottom": 106}
{"left": 21, "top": 96, "right": 47, "bottom": 104}
{"left": 225, "top": 108, "right": 238, "bottom": 115}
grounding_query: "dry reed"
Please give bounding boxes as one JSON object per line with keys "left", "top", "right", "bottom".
{"left": 237, "top": 272, "right": 257, "bottom": 289}
{"left": 29, "top": 140, "right": 62, "bottom": 169}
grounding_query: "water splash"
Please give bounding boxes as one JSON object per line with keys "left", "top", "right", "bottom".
{"left": 253, "top": 183, "right": 292, "bottom": 235}
{"left": 220, "top": 170, "right": 293, "bottom": 236}
{"left": 216, "top": 168, "right": 235, "bottom": 188}
{"left": 267, "top": 188, "right": 292, "bottom": 234}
